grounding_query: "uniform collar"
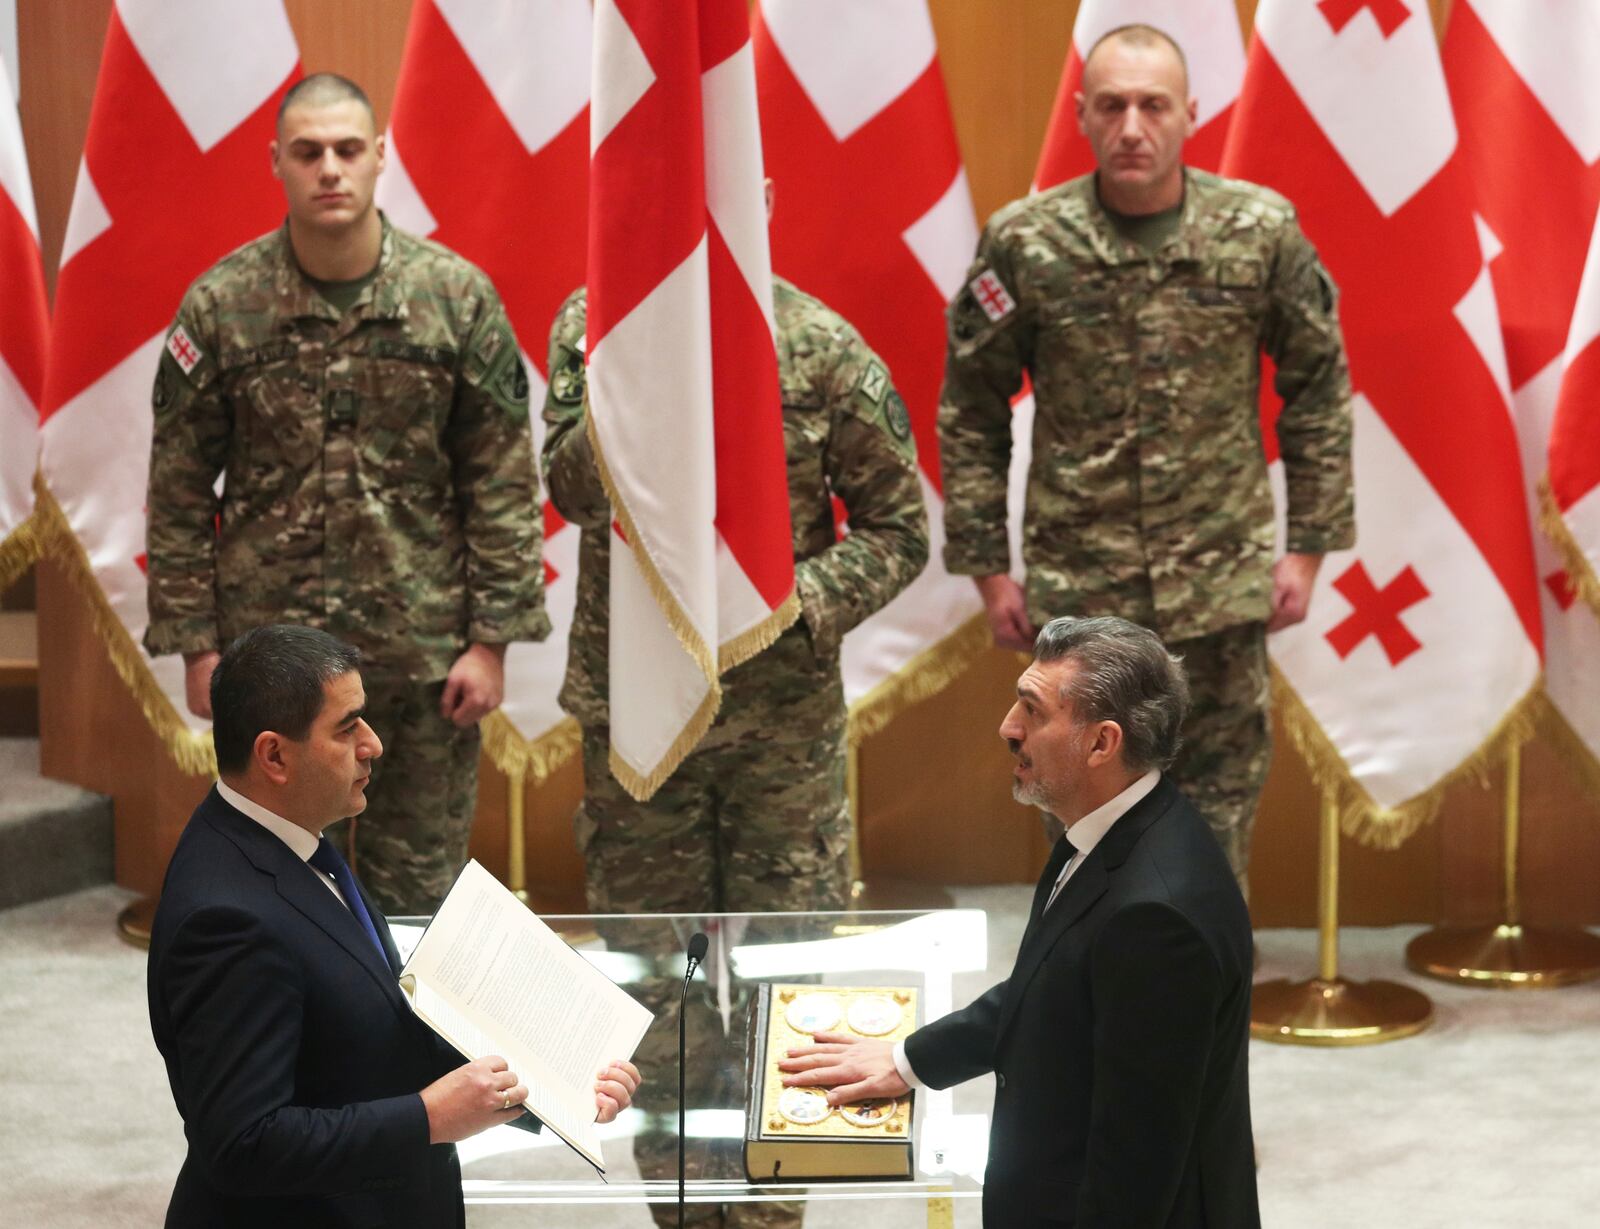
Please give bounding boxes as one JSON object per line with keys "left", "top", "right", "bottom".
{"left": 270, "top": 212, "right": 407, "bottom": 324}
{"left": 1075, "top": 167, "right": 1209, "bottom": 266}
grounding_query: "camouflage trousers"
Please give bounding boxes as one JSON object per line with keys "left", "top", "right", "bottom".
{"left": 578, "top": 715, "right": 852, "bottom": 1229}
{"left": 1038, "top": 621, "right": 1270, "bottom": 897}
{"left": 325, "top": 673, "right": 480, "bottom": 916}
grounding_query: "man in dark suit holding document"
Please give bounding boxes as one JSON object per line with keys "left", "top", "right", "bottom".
{"left": 780, "top": 616, "right": 1258, "bottom": 1228}
{"left": 147, "top": 624, "right": 640, "bottom": 1228}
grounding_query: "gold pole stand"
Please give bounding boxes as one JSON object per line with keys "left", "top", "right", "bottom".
{"left": 1252, "top": 788, "right": 1433, "bottom": 1046}
{"left": 117, "top": 896, "right": 158, "bottom": 948}
{"left": 1405, "top": 742, "right": 1600, "bottom": 988}
{"left": 506, "top": 766, "right": 530, "bottom": 905}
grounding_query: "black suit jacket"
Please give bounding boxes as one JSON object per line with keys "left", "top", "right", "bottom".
{"left": 148, "top": 788, "right": 468, "bottom": 1228}
{"left": 905, "top": 777, "right": 1259, "bottom": 1229}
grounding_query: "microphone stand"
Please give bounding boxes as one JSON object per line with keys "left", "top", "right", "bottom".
{"left": 679, "top": 932, "right": 708, "bottom": 1229}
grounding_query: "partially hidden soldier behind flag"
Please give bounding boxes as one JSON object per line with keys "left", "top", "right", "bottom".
{"left": 938, "top": 24, "right": 1354, "bottom": 896}
{"left": 144, "top": 74, "right": 549, "bottom": 915}
{"left": 543, "top": 181, "right": 929, "bottom": 1229}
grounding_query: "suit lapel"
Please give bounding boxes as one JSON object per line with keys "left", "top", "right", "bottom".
{"left": 991, "top": 779, "right": 1182, "bottom": 1051}
{"left": 202, "top": 792, "right": 411, "bottom": 1015}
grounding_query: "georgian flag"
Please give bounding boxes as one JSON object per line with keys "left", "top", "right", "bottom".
{"left": 37, "top": 0, "right": 298, "bottom": 766}
{"left": 377, "top": 0, "right": 591, "bottom": 779}
{"left": 1546, "top": 213, "right": 1600, "bottom": 626}
{"left": 588, "top": 0, "right": 795, "bottom": 799}
{"left": 1032, "top": 0, "right": 1245, "bottom": 192}
{"left": 752, "top": 0, "right": 985, "bottom": 727}
{"left": 0, "top": 50, "right": 47, "bottom": 577}
{"left": 1444, "top": 0, "right": 1600, "bottom": 771}
{"left": 1224, "top": 0, "right": 1543, "bottom": 845}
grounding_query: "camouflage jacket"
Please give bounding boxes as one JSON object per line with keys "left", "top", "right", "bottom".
{"left": 542, "top": 279, "right": 929, "bottom": 729}
{"left": 143, "top": 218, "right": 549, "bottom": 678}
{"left": 938, "top": 169, "right": 1355, "bottom": 642}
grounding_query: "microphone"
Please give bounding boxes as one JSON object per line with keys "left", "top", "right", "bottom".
{"left": 679, "top": 932, "right": 708, "bottom": 1229}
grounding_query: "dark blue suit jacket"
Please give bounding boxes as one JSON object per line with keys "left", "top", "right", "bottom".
{"left": 904, "top": 777, "right": 1260, "bottom": 1229}
{"left": 148, "top": 787, "right": 467, "bottom": 1228}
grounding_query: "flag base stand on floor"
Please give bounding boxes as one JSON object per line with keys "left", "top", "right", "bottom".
{"left": 1405, "top": 922, "right": 1600, "bottom": 989}
{"left": 1251, "top": 787, "right": 1433, "bottom": 1047}
{"left": 1404, "top": 743, "right": 1600, "bottom": 989}
{"left": 1250, "top": 974, "right": 1433, "bottom": 1046}
{"left": 117, "top": 896, "right": 156, "bottom": 948}
{"left": 849, "top": 877, "right": 954, "bottom": 911}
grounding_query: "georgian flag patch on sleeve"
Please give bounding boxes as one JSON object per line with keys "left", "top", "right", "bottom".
{"left": 968, "top": 269, "right": 1016, "bottom": 323}
{"left": 166, "top": 324, "right": 204, "bottom": 376}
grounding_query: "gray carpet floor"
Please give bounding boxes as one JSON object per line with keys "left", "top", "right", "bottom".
{"left": 3, "top": 884, "right": 1596, "bottom": 1227}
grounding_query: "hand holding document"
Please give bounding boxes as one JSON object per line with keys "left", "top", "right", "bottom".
{"left": 399, "top": 860, "right": 653, "bottom": 1172}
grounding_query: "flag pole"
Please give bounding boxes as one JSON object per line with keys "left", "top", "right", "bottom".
{"left": 506, "top": 766, "right": 529, "bottom": 905}
{"left": 1404, "top": 741, "right": 1600, "bottom": 988}
{"left": 1251, "top": 785, "right": 1433, "bottom": 1046}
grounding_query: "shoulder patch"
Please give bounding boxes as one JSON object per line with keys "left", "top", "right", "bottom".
{"left": 166, "top": 325, "right": 204, "bottom": 377}
{"left": 968, "top": 269, "right": 1016, "bottom": 323}
{"left": 153, "top": 361, "right": 173, "bottom": 409}
{"left": 858, "top": 360, "right": 888, "bottom": 406}
{"left": 498, "top": 352, "right": 531, "bottom": 405}
{"left": 549, "top": 345, "right": 586, "bottom": 405}
{"left": 883, "top": 390, "right": 912, "bottom": 442}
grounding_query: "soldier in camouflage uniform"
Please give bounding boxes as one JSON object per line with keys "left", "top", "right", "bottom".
{"left": 144, "top": 75, "right": 548, "bottom": 915}
{"left": 938, "top": 26, "right": 1354, "bottom": 893}
{"left": 543, "top": 272, "right": 927, "bottom": 1227}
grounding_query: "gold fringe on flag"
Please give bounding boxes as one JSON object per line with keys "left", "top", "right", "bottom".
{"left": 479, "top": 710, "right": 582, "bottom": 784}
{"left": 1530, "top": 681, "right": 1600, "bottom": 802}
{"left": 846, "top": 613, "right": 994, "bottom": 747}
{"left": 1537, "top": 475, "right": 1600, "bottom": 620}
{"left": 581, "top": 398, "right": 799, "bottom": 800}
{"left": 30, "top": 476, "right": 216, "bottom": 777}
{"left": 0, "top": 509, "right": 45, "bottom": 594}
{"left": 1273, "top": 664, "right": 1540, "bottom": 851}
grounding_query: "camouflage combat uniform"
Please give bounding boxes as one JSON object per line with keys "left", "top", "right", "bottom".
{"left": 144, "top": 217, "right": 548, "bottom": 914}
{"left": 543, "top": 281, "right": 928, "bottom": 1228}
{"left": 938, "top": 169, "right": 1355, "bottom": 888}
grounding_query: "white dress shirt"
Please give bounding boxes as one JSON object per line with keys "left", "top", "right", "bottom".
{"left": 892, "top": 769, "right": 1162, "bottom": 1089}
{"left": 216, "top": 780, "right": 352, "bottom": 910}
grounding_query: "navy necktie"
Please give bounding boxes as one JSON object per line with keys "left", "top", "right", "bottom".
{"left": 309, "top": 837, "right": 388, "bottom": 965}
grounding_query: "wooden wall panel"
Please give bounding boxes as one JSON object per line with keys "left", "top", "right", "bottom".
{"left": 24, "top": 0, "right": 1598, "bottom": 928}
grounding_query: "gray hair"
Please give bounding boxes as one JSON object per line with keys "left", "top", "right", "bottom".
{"left": 211, "top": 625, "right": 362, "bottom": 775}
{"left": 1032, "top": 616, "right": 1189, "bottom": 773}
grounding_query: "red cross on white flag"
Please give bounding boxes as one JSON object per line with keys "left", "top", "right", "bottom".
{"left": 589, "top": 0, "right": 795, "bottom": 799}
{"left": 752, "top": 0, "right": 990, "bottom": 726}
{"left": 1224, "top": 0, "right": 1544, "bottom": 847}
{"left": 37, "top": 0, "right": 299, "bottom": 768}
{"left": 377, "top": 0, "right": 591, "bottom": 781}
{"left": 1444, "top": 0, "right": 1600, "bottom": 775}
{"left": 0, "top": 50, "right": 48, "bottom": 583}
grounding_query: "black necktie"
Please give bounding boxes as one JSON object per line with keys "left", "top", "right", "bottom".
{"left": 308, "top": 837, "right": 388, "bottom": 964}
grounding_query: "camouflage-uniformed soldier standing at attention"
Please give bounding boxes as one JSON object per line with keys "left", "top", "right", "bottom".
{"left": 544, "top": 241, "right": 928, "bottom": 1225}
{"left": 144, "top": 75, "right": 548, "bottom": 915}
{"left": 938, "top": 25, "right": 1354, "bottom": 894}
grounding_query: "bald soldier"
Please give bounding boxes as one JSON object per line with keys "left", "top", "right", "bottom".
{"left": 938, "top": 25, "right": 1354, "bottom": 893}
{"left": 144, "top": 74, "right": 548, "bottom": 914}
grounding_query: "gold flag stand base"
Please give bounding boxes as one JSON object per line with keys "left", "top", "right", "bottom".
{"left": 1251, "top": 787, "right": 1433, "bottom": 1047}
{"left": 1250, "top": 975, "right": 1433, "bottom": 1046}
{"left": 117, "top": 896, "right": 157, "bottom": 948}
{"left": 1405, "top": 743, "right": 1600, "bottom": 989}
{"left": 1404, "top": 922, "right": 1600, "bottom": 989}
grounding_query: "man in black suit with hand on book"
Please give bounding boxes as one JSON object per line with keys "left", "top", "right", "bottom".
{"left": 147, "top": 624, "right": 639, "bottom": 1228}
{"left": 781, "top": 616, "right": 1259, "bottom": 1228}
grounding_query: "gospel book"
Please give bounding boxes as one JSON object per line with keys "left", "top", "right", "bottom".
{"left": 744, "top": 982, "right": 916, "bottom": 1181}
{"left": 398, "top": 859, "right": 652, "bottom": 1173}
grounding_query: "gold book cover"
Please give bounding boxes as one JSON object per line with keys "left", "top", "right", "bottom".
{"left": 744, "top": 983, "right": 917, "bottom": 1182}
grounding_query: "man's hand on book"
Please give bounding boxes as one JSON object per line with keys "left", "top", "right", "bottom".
{"left": 421, "top": 1055, "right": 529, "bottom": 1144}
{"left": 595, "top": 1058, "right": 641, "bottom": 1124}
{"left": 778, "top": 1032, "right": 911, "bottom": 1106}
